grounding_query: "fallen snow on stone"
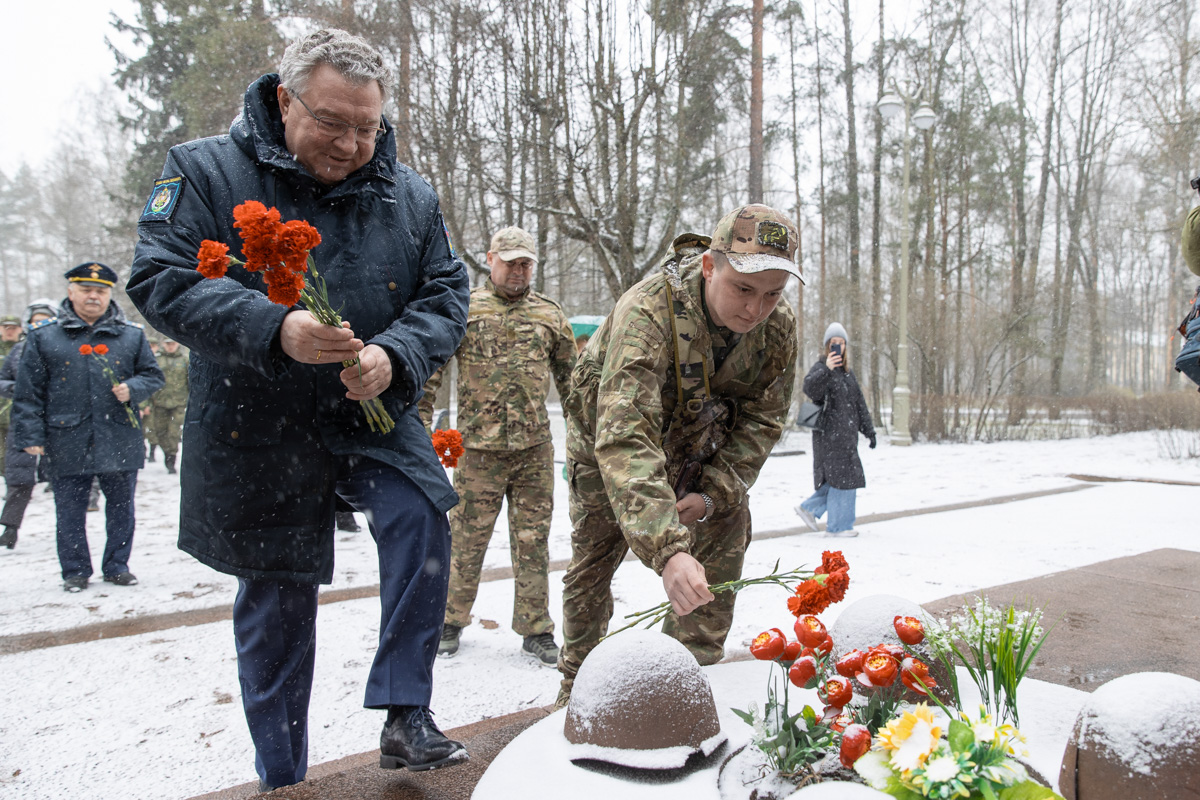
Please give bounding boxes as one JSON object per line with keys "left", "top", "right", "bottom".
{"left": 1076, "top": 672, "right": 1200, "bottom": 776}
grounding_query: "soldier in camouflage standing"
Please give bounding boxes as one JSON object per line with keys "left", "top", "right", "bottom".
{"left": 143, "top": 336, "right": 161, "bottom": 463}
{"left": 149, "top": 338, "right": 188, "bottom": 475}
{"left": 556, "top": 205, "right": 801, "bottom": 706}
{"left": 419, "top": 226, "right": 576, "bottom": 665}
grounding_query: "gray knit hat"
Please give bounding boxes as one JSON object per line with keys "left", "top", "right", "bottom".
{"left": 823, "top": 322, "right": 849, "bottom": 346}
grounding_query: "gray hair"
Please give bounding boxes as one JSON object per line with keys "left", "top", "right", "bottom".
{"left": 278, "top": 28, "right": 393, "bottom": 99}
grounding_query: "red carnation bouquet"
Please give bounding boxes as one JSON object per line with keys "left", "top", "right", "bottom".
{"left": 196, "top": 201, "right": 394, "bottom": 433}
{"left": 79, "top": 343, "right": 139, "bottom": 427}
{"left": 431, "top": 428, "right": 464, "bottom": 468}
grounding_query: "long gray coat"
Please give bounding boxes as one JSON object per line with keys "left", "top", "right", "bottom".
{"left": 803, "top": 360, "right": 875, "bottom": 490}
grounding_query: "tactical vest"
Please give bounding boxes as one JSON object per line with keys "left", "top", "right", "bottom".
{"left": 657, "top": 233, "right": 734, "bottom": 497}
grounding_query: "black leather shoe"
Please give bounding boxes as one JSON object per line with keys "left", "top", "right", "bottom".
{"left": 336, "top": 511, "right": 361, "bottom": 532}
{"left": 0, "top": 526, "right": 17, "bottom": 549}
{"left": 103, "top": 571, "right": 139, "bottom": 586}
{"left": 63, "top": 576, "right": 88, "bottom": 593}
{"left": 379, "top": 706, "right": 468, "bottom": 771}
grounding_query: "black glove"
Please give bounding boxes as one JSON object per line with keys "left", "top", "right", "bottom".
{"left": 868, "top": 434, "right": 877, "bottom": 449}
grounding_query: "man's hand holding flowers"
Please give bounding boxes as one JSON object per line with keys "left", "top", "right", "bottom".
{"left": 280, "top": 311, "right": 394, "bottom": 402}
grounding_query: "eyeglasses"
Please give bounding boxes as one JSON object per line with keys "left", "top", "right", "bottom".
{"left": 289, "top": 91, "right": 385, "bottom": 143}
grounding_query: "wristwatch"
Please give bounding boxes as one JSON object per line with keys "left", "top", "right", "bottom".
{"left": 697, "top": 492, "right": 714, "bottom": 523}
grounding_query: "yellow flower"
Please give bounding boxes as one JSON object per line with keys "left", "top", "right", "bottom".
{"left": 877, "top": 704, "right": 942, "bottom": 773}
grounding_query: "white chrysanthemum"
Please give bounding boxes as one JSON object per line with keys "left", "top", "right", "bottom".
{"left": 923, "top": 753, "right": 964, "bottom": 783}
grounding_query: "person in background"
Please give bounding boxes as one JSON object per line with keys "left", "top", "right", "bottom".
{"left": 0, "top": 304, "right": 56, "bottom": 548}
{"left": 11, "top": 263, "right": 164, "bottom": 586}
{"left": 419, "top": 225, "right": 576, "bottom": 665}
{"left": 794, "top": 322, "right": 876, "bottom": 538}
{"left": 143, "top": 335, "right": 161, "bottom": 463}
{"left": 127, "top": 28, "right": 470, "bottom": 791}
{"left": 0, "top": 315, "right": 22, "bottom": 476}
{"left": 148, "top": 337, "right": 188, "bottom": 475}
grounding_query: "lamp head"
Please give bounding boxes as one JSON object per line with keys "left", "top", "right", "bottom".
{"left": 912, "top": 105, "right": 937, "bottom": 130}
{"left": 877, "top": 93, "right": 903, "bottom": 120}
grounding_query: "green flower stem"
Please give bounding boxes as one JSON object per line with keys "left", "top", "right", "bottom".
{"left": 300, "top": 259, "right": 395, "bottom": 435}
{"left": 94, "top": 355, "right": 140, "bottom": 428}
{"left": 604, "top": 561, "right": 818, "bottom": 639}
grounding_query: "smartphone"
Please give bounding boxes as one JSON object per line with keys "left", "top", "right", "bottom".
{"left": 831, "top": 341, "right": 843, "bottom": 367}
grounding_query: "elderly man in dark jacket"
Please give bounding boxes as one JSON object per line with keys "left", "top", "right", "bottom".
{"left": 127, "top": 29, "right": 470, "bottom": 791}
{"left": 12, "top": 264, "right": 164, "bottom": 587}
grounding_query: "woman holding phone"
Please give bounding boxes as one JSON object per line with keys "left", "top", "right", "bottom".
{"left": 795, "top": 322, "right": 876, "bottom": 537}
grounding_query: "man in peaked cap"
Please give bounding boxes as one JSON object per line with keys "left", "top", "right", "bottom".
{"left": 11, "top": 262, "right": 163, "bottom": 590}
{"left": 556, "top": 204, "right": 801, "bottom": 706}
{"left": 419, "top": 225, "right": 576, "bottom": 665}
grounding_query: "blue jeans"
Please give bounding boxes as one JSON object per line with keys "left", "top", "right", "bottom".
{"left": 52, "top": 471, "right": 137, "bottom": 579}
{"left": 232, "top": 456, "right": 452, "bottom": 789}
{"left": 800, "top": 483, "right": 857, "bottom": 533}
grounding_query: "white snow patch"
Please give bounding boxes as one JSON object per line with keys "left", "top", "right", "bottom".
{"left": 1076, "top": 672, "right": 1200, "bottom": 776}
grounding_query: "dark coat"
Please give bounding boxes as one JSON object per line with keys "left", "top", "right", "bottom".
{"left": 12, "top": 300, "right": 164, "bottom": 478}
{"left": 803, "top": 360, "right": 876, "bottom": 490}
{"left": 127, "top": 74, "right": 469, "bottom": 584}
{"left": 1, "top": 339, "right": 43, "bottom": 485}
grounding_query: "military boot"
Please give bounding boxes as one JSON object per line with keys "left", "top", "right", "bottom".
{"left": 380, "top": 706, "right": 468, "bottom": 771}
{"left": 147, "top": 443, "right": 157, "bottom": 463}
{"left": 164, "top": 454, "right": 177, "bottom": 475}
{"left": 87, "top": 479, "right": 101, "bottom": 512}
{"left": 0, "top": 526, "right": 17, "bottom": 549}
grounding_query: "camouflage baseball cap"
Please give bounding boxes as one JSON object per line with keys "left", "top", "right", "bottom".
{"left": 1, "top": 314, "right": 20, "bottom": 326}
{"left": 710, "top": 204, "right": 803, "bottom": 283}
{"left": 490, "top": 226, "right": 538, "bottom": 263}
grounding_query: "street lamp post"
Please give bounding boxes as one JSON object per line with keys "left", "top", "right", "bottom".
{"left": 877, "top": 86, "right": 935, "bottom": 446}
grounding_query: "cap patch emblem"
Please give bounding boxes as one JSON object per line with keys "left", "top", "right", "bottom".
{"left": 756, "top": 220, "right": 789, "bottom": 251}
{"left": 140, "top": 176, "right": 185, "bottom": 224}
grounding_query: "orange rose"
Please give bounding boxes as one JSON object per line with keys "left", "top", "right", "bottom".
{"left": 93, "top": 344, "right": 109, "bottom": 355}
{"left": 78, "top": 344, "right": 93, "bottom": 355}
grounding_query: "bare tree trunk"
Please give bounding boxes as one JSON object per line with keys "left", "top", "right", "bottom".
{"left": 749, "top": 0, "right": 764, "bottom": 203}
{"left": 868, "top": 0, "right": 886, "bottom": 423}
{"left": 839, "top": 0, "right": 862, "bottom": 340}
{"left": 814, "top": 1, "right": 828, "bottom": 327}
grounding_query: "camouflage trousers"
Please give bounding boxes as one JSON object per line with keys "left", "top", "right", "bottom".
{"left": 445, "top": 442, "right": 555, "bottom": 636}
{"left": 149, "top": 405, "right": 184, "bottom": 457}
{"left": 556, "top": 458, "right": 751, "bottom": 702}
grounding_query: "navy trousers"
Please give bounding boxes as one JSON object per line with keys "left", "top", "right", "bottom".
{"left": 52, "top": 471, "right": 137, "bottom": 580}
{"left": 233, "top": 457, "right": 452, "bottom": 789}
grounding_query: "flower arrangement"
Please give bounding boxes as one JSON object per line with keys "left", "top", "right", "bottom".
{"left": 196, "top": 201, "right": 395, "bottom": 433}
{"left": 851, "top": 703, "right": 1062, "bottom": 799}
{"left": 79, "top": 343, "right": 139, "bottom": 427}
{"left": 431, "top": 428, "right": 464, "bottom": 468}
{"left": 922, "top": 597, "right": 1051, "bottom": 727}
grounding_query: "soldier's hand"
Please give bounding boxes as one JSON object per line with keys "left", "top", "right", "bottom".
{"left": 662, "top": 552, "right": 715, "bottom": 616}
{"left": 280, "top": 310, "right": 364, "bottom": 365}
{"left": 341, "top": 344, "right": 393, "bottom": 401}
{"left": 24, "top": 446, "right": 44, "bottom": 456}
{"left": 112, "top": 382, "right": 131, "bottom": 403}
{"left": 676, "top": 493, "right": 707, "bottom": 526}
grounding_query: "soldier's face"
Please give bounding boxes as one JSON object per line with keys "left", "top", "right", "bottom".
{"left": 278, "top": 64, "right": 384, "bottom": 186}
{"left": 67, "top": 283, "right": 112, "bottom": 326}
{"left": 701, "top": 252, "right": 789, "bottom": 334}
{"left": 1, "top": 325, "right": 19, "bottom": 342}
{"left": 487, "top": 252, "right": 535, "bottom": 298}
{"left": 164, "top": 341, "right": 180, "bottom": 353}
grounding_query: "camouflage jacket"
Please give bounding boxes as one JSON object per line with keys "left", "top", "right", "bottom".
{"left": 151, "top": 348, "right": 189, "bottom": 408}
{"left": 564, "top": 252, "right": 797, "bottom": 574}
{"left": 0, "top": 339, "right": 15, "bottom": 426}
{"left": 420, "top": 279, "right": 576, "bottom": 450}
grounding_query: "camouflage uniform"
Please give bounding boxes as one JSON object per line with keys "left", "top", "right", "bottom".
{"left": 1184, "top": 205, "right": 1200, "bottom": 276}
{"left": 0, "top": 336, "right": 16, "bottom": 474}
{"left": 420, "top": 278, "right": 576, "bottom": 636}
{"left": 558, "top": 209, "right": 799, "bottom": 700}
{"left": 149, "top": 346, "right": 189, "bottom": 462}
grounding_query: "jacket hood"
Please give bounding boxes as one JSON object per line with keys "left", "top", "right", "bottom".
{"left": 230, "top": 73, "right": 398, "bottom": 189}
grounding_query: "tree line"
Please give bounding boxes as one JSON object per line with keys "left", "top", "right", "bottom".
{"left": 1, "top": 0, "right": 1196, "bottom": 440}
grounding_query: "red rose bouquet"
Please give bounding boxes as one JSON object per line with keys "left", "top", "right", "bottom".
{"left": 79, "top": 343, "right": 139, "bottom": 427}
{"left": 196, "top": 201, "right": 394, "bottom": 433}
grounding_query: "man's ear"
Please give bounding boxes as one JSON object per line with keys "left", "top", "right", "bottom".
{"left": 277, "top": 85, "right": 291, "bottom": 119}
{"left": 701, "top": 251, "right": 715, "bottom": 280}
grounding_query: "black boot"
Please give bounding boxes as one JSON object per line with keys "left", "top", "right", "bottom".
{"left": 336, "top": 511, "right": 361, "bottom": 532}
{"left": 379, "top": 706, "right": 468, "bottom": 771}
{"left": 164, "top": 454, "right": 177, "bottom": 475}
{"left": 0, "top": 526, "right": 16, "bottom": 549}
{"left": 147, "top": 443, "right": 157, "bottom": 463}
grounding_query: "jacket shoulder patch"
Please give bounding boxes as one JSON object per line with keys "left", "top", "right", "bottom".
{"left": 140, "top": 176, "right": 185, "bottom": 224}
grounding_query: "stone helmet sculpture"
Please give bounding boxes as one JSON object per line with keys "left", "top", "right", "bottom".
{"left": 563, "top": 629, "right": 726, "bottom": 769}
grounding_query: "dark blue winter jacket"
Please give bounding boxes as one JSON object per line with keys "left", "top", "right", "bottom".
{"left": 127, "top": 74, "right": 469, "bottom": 584}
{"left": 1, "top": 339, "right": 44, "bottom": 486}
{"left": 12, "top": 300, "right": 163, "bottom": 478}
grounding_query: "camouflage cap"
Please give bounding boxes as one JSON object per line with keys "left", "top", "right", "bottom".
{"left": 490, "top": 226, "right": 538, "bottom": 264}
{"left": 709, "top": 204, "right": 803, "bottom": 283}
{"left": 0, "top": 314, "right": 21, "bottom": 327}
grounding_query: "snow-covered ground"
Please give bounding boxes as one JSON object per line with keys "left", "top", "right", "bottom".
{"left": 0, "top": 425, "right": 1196, "bottom": 799}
